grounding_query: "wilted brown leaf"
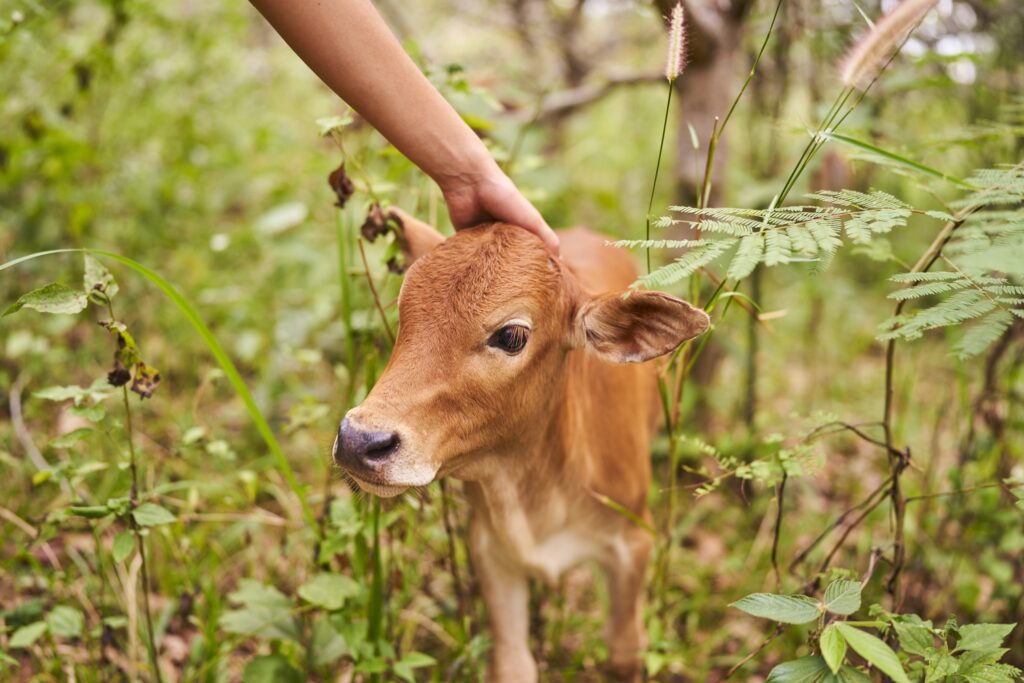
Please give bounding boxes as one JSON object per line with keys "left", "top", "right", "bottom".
{"left": 327, "top": 162, "right": 355, "bottom": 208}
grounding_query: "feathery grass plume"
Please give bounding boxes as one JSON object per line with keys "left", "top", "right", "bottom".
{"left": 664, "top": 3, "right": 687, "bottom": 83}
{"left": 840, "top": 0, "right": 938, "bottom": 90}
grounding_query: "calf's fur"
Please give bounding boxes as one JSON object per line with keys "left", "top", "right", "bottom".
{"left": 334, "top": 209, "right": 709, "bottom": 681}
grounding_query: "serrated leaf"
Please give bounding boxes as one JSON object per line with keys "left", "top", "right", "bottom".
{"left": 766, "top": 655, "right": 830, "bottom": 682}
{"left": 822, "top": 580, "right": 862, "bottom": 616}
{"left": 894, "top": 622, "right": 936, "bottom": 657}
{"left": 46, "top": 605, "right": 83, "bottom": 638}
{"left": 8, "top": 621, "right": 48, "bottom": 648}
{"left": 731, "top": 593, "right": 822, "bottom": 624}
{"left": 4, "top": 283, "right": 88, "bottom": 317}
{"left": 298, "top": 573, "right": 360, "bottom": 611}
{"left": 821, "top": 624, "right": 847, "bottom": 674}
{"left": 834, "top": 623, "right": 910, "bottom": 683}
{"left": 955, "top": 623, "right": 1016, "bottom": 652}
{"left": 927, "top": 652, "right": 958, "bottom": 682}
{"left": 132, "top": 502, "right": 176, "bottom": 526}
{"left": 112, "top": 530, "right": 134, "bottom": 563}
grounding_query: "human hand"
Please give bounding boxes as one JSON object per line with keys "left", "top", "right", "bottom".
{"left": 441, "top": 169, "right": 560, "bottom": 255}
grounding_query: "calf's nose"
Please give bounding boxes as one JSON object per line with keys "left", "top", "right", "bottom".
{"left": 335, "top": 417, "right": 400, "bottom": 467}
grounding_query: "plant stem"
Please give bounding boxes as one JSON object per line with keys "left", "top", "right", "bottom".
{"left": 357, "top": 238, "right": 396, "bottom": 344}
{"left": 106, "top": 292, "right": 163, "bottom": 683}
{"left": 646, "top": 84, "right": 674, "bottom": 274}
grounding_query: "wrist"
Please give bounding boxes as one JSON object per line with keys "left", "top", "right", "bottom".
{"left": 431, "top": 143, "right": 503, "bottom": 195}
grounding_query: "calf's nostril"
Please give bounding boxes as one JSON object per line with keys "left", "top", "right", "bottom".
{"left": 363, "top": 432, "right": 400, "bottom": 460}
{"left": 337, "top": 418, "right": 400, "bottom": 464}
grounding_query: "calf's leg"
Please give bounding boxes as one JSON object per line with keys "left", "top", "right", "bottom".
{"left": 601, "top": 523, "right": 652, "bottom": 681}
{"left": 469, "top": 520, "right": 538, "bottom": 683}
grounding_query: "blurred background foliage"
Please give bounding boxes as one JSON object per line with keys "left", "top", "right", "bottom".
{"left": 1, "top": 0, "right": 1022, "bottom": 680}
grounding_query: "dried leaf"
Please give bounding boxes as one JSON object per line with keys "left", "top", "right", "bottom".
{"left": 130, "top": 362, "right": 161, "bottom": 399}
{"left": 327, "top": 162, "right": 355, "bottom": 208}
{"left": 361, "top": 203, "right": 389, "bottom": 241}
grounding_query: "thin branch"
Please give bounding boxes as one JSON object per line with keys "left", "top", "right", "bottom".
{"left": 529, "top": 71, "right": 664, "bottom": 122}
{"left": 357, "top": 237, "right": 396, "bottom": 344}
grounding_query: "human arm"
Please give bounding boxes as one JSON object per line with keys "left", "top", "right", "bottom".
{"left": 250, "top": 0, "right": 559, "bottom": 253}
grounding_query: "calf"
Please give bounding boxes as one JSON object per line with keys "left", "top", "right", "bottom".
{"left": 333, "top": 209, "right": 709, "bottom": 681}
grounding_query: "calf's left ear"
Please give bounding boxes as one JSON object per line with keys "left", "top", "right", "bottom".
{"left": 576, "top": 290, "right": 710, "bottom": 363}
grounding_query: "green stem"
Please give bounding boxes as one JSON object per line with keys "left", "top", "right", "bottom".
{"left": 646, "top": 84, "right": 674, "bottom": 274}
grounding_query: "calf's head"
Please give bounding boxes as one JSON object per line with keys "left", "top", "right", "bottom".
{"left": 333, "top": 212, "right": 709, "bottom": 496}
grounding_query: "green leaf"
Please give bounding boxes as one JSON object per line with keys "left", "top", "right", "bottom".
{"left": 132, "top": 502, "right": 176, "bottom": 527}
{"left": 821, "top": 624, "right": 847, "bottom": 674}
{"left": 822, "top": 580, "right": 862, "bottom": 616}
{"left": 49, "top": 427, "right": 93, "bottom": 449}
{"left": 926, "top": 652, "right": 958, "bottom": 682}
{"left": 112, "top": 530, "right": 134, "bottom": 563}
{"left": 68, "top": 505, "right": 113, "bottom": 519}
{"left": 731, "top": 593, "right": 822, "bottom": 624}
{"left": 8, "top": 621, "right": 48, "bottom": 648}
{"left": 46, "top": 606, "right": 84, "bottom": 639}
{"left": 894, "top": 621, "right": 936, "bottom": 657}
{"left": 3, "top": 283, "right": 87, "bottom": 317}
{"left": 955, "top": 623, "right": 1016, "bottom": 652}
{"left": 34, "top": 379, "right": 112, "bottom": 405}
{"left": 838, "top": 667, "right": 873, "bottom": 682}
{"left": 310, "top": 618, "right": 348, "bottom": 667}
{"left": 243, "top": 655, "right": 303, "bottom": 683}
{"left": 83, "top": 255, "right": 119, "bottom": 300}
{"left": 298, "top": 573, "right": 361, "bottom": 611}
{"left": 766, "top": 655, "right": 830, "bottom": 683}
{"left": 399, "top": 651, "right": 437, "bottom": 668}
{"left": 834, "top": 623, "right": 910, "bottom": 683}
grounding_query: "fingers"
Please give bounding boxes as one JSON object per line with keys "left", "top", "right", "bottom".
{"left": 488, "top": 177, "right": 560, "bottom": 255}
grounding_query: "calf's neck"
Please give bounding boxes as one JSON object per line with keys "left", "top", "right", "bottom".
{"left": 333, "top": 210, "right": 709, "bottom": 681}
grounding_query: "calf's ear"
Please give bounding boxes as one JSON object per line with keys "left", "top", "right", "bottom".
{"left": 576, "top": 290, "right": 710, "bottom": 363}
{"left": 387, "top": 207, "right": 444, "bottom": 264}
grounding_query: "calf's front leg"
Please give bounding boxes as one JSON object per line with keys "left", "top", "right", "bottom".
{"left": 601, "top": 524, "right": 652, "bottom": 681}
{"left": 469, "top": 520, "right": 538, "bottom": 683}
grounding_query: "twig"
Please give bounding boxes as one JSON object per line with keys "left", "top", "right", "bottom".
{"left": 357, "top": 237, "right": 396, "bottom": 344}
{"left": 789, "top": 476, "right": 893, "bottom": 573}
{"left": 906, "top": 480, "right": 1020, "bottom": 504}
{"left": 771, "top": 472, "right": 787, "bottom": 589}
{"left": 725, "top": 623, "right": 784, "bottom": 679}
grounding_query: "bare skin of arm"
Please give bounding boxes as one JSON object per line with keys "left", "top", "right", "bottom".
{"left": 250, "top": 0, "right": 559, "bottom": 253}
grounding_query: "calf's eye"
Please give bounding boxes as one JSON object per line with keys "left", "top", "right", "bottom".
{"left": 488, "top": 324, "right": 530, "bottom": 355}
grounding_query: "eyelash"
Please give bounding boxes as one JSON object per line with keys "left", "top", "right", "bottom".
{"left": 488, "top": 324, "right": 530, "bottom": 354}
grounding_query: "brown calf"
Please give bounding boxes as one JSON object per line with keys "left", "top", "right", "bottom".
{"left": 333, "top": 210, "right": 709, "bottom": 681}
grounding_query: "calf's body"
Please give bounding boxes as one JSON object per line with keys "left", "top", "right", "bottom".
{"left": 334, "top": 215, "right": 708, "bottom": 681}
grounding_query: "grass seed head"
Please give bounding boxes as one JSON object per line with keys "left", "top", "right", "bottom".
{"left": 665, "top": 2, "right": 687, "bottom": 83}
{"left": 840, "top": 0, "right": 938, "bottom": 91}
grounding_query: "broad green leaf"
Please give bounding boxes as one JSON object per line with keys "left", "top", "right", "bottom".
{"left": 838, "top": 667, "right": 873, "bottom": 682}
{"left": 310, "top": 618, "right": 348, "bottom": 667}
{"left": 8, "top": 621, "right": 48, "bottom": 649}
{"left": 298, "top": 573, "right": 360, "bottom": 611}
{"left": 132, "top": 502, "right": 176, "bottom": 527}
{"left": 820, "top": 624, "right": 847, "bottom": 674}
{"left": 731, "top": 593, "right": 822, "bottom": 624}
{"left": 242, "top": 655, "right": 302, "bottom": 683}
{"left": 220, "top": 580, "right": 300, "bottom": 640}
{"left": 955, "top": 623, "right": 1016, "bottom": 652}
{"left": 834, "top": 623, "right": 910, "bottom": 683}
{"left": 927, "top": 652, "right": 958, "bottom": 682}
{"left": 3, "top": 283, "right": 87, "bottom": 317}
{"left": 112, "top": 531, "right": 134, "bottom": 563}
{"left": 894, "top": 622, "right": 936, "bottom": 657}
{"left": 46, "top": 605, "right": 83, "bottom": 638}
{"left": 822, "top": 580, "right": 862, "bottom": 616}
{"left": 83, "top": 255, "right": 118, "bottom": 300}
{"left": 766, "top": 655, "right": 831, "bottom": 683}
{"left": 228, "top": 579, "right": 292, "bottom": 609}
